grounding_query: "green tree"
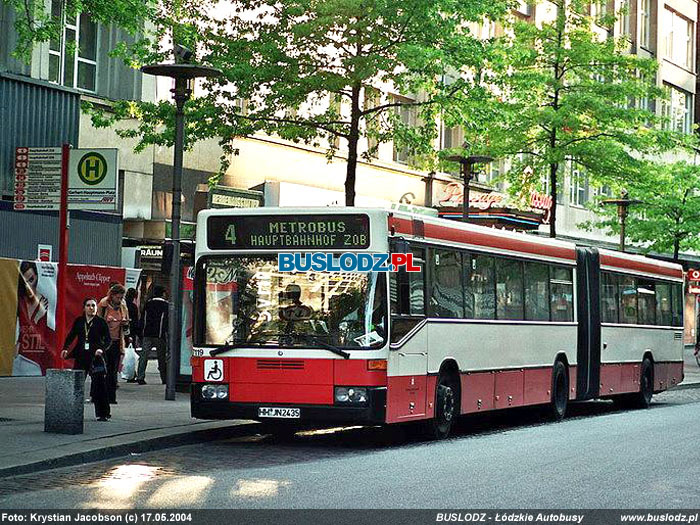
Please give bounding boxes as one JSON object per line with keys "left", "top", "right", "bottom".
{"left": 471, "top": 0, "right": 678, "bottom": 237}
{"left": 3, "top": 0, "right": 156, "bottom": 60}
{"left": 587, "top": 161, "right": 700, "bottom": 260}
{"left": 90, "top": 0, "right": 511, "bottom": 205}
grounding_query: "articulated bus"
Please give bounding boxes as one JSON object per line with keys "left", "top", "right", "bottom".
{"left": 190, "top": 207, "right": 685, "bottom": 438}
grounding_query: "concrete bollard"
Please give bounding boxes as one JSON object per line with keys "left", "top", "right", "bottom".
{"left": 44, "top": 369, "right": 85, "bottom": 434}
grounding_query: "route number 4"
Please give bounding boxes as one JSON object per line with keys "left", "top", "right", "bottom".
{"left": 225, "top": 224, "right": 236, "bottom": 245}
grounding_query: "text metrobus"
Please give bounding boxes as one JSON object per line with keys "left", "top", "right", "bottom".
{"left": 190, "top": 207, "right": 684, "bottom": 438}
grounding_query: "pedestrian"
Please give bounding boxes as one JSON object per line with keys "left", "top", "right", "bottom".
{"left": 60, "top": 297, "right": 111, "bottom": 421}
{"left": 124, "top": 288, "right": 142, "bottom": 384}
{"left": 97, "top": 284, "right": 130, "bottom": 403}
{"left": 125, "top": 288, "right": 141, "bottom": 348}
{"left": 139, "top": 285, "right": 169, "bottom": 385}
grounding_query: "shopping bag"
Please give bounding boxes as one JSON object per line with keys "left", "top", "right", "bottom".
{"left": 121, "top": 343, "right": 137, "bottom": 380}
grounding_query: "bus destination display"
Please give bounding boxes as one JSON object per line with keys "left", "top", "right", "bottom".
{"left": 207, "top": 214, "right": 371, "bottom": 250}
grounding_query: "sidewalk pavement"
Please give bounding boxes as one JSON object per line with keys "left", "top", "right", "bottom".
{"left": 0, "top": 362, "right": 259, "bottom": 478}
{"left": 1, "top": 350, "right": 699, "bottom": 478}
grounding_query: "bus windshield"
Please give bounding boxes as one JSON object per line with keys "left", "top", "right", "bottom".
{"left": 199, "top": 255, "right": 387, "bottom": 349}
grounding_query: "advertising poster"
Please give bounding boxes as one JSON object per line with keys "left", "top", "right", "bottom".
{"left": 0, "top": 259, "right": 20, "bottom": 376}
{"left": 15, "top": 261, "right": 58, "bottom": 375}
{"left": 63, "top": 265, "right": 127, "bottom": 371}
{"left": 0, "top": 258, "right": 132, "bottom": 376}
{"left": 181, "top": 266, "right": 194, "bottom": 376}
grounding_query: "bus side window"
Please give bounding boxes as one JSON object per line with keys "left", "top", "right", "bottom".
{"left": 550, "top": 266, "right": 574, "bottom": 322}
{"left": 390, "top": 247, "right": 426, "bottom": 343}
{"left": 469, "top": 254, "right": 495, "bottom": 320}
{"left": 671, "top": 283, "right": 684, "bottom": 327}
{"left": 429, "top": 249, "right": 464, "bottom": 318}
{"left": 637, "top": 279, "right": 656, "bottom": 326}
{"left": 600, "top": 272, "right": 619, "bottom": 324}
{"left": 619, "top": 275, "right": 637, "bottom": 324}
{"left": 655, "top": 282, "right": 672, "bottom": 326}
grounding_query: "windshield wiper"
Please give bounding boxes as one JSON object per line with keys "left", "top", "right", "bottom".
{"left": 292, "top": 332, "right": 350, "bottom": 359}
{"left": 210, "top": 340, "right": 263, "bottom": 356}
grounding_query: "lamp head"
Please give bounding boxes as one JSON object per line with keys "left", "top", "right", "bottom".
{"left": 174, "top": 44, "right": 194, "bottom": 64}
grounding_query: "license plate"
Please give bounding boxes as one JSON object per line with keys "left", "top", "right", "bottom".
{"left": 258, "top": 407, "right": 301, "bottom": 419}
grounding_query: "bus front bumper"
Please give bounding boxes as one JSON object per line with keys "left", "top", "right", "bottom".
{"left": 191, "top": 384, "right": 386, "bottom": 425}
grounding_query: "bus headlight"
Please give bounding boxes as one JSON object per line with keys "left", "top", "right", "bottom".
{"left": 201, "top": 384, "right": 228, "bottom": 400}
{"left": 215, "top": 385, "right": 229, "bottom": 399}
{"left": 202, "top": 385, "right": 215, "bottom": 399}
{"left": 335, "top": 386, "right": 368, "bottom": 405}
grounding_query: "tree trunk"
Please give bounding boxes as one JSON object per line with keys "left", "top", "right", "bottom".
{"left": 345, "top": 83, "right": 362, "bottom": 206}
{"left": 549, "top": 161, "right": 558, "bottom": 238}
{"left": 673, "top": 237, "right": 680, "bottom": 261}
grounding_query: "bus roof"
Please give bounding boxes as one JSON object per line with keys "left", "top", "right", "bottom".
{"left": 197, "top": 206, "right": 684, "bottom": 280}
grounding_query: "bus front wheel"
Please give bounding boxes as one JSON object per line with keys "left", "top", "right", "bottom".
{"left": 424, "top": 372, "right": 459, "bottom": 440}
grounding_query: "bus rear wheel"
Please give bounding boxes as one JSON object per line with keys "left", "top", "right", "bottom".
{"left": 424, "top": 372, "right": 459, "bottom": 440}
{"left": 634, "top": 358, "right": 654, "bottom": 408}
{"left": 549, "top": 360, "right": 569, "bottom": 421}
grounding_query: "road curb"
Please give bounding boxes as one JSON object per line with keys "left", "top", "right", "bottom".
{"left": 673, "top": 381, "right": 700, "bottom": 391}
{"left": 0, "top": 421, "right": 261, "bottom": 479}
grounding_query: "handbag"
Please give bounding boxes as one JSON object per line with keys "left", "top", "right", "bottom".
{"left": 90, "top": 355, "right": 107, "bottom": 376}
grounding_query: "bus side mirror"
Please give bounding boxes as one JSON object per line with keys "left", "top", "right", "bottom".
{"left": 391, "top": 238, "right": 409, "bottom": 254}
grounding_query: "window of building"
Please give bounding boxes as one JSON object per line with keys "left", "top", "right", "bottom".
{"left": 392, "top": 95, "right": 417, "bottom": 164}
{"left": 663, "top": 8, "right": 694, "bottom": 70}
{"left": 661, "top": 84, "right": 693, "bottom": 134}
{"left": 469, "top": 254, "right": 495, "bottom": 319}
{"left": 49, "top": 0, "right": 98, "bottom": 91}
{"left": 601, "top": 272, "right": 619, "bottom": 323}
{"left": 569, "top": 164, "right": 589, "bottom": 207}
{"left": 524, "top": 262, "right": 550, "bottom": 321}
{"left": 429, "top": 249, "right": 464, "bottom": 318}
{"left": 619, "top": 275, "right": 638, "bottom": 324}
{"left": 515, "top": 0, "right": 531, "bottom": 16}
{"left": 550, "top": 266, "right": 574, "bottom": 322}
{"left": 496, "top": 258, "right": 524, "bottom": 320}
{"left": 618, "top": 0, "right": 631, "bottom": 37}
{"left": 640, "top": 0, "right": 652, "bottom": 49}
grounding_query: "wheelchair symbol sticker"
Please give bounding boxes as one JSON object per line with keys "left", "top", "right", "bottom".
{"left": 204, "top": 359, "right": 224, "bottom": 382}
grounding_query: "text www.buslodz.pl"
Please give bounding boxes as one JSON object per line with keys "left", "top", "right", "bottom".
{"left": 278, "top": 253, "right": 421, "bottom": 272}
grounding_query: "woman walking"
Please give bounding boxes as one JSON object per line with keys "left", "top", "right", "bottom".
{"left": 61, "top": 298, "right": 112, "bottom": 421}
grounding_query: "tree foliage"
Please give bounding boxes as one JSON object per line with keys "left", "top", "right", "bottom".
{"left": 466, "top": 0, "right": 682, "bottom": 237}
{"left": 88, "top": 0, "right": 512, "bottom": 205}
{"left": 585, "top": 160, "right": 700, "bottom": 260}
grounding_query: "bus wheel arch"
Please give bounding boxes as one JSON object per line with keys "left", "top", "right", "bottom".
{"left": 424, "top": 360, "right": 461, "bottom": 440}
{"left": 549, "top": 355, "right": 569, "bottom": 421}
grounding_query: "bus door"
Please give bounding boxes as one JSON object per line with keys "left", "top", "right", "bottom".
{"left": 386, "top": 243, "right": 429, "bottom": 423}
{"left": 575, "top": 246, "right": 601, "bottom": 400}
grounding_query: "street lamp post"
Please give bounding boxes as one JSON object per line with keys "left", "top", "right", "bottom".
{"left": 601, "top": 189, "right": 642, "bottom": 252}
{"left": 446, "top": 151, "right": 493, "bottom": 223}
{"left": 141, "top": 60, "right": 223, "bottom": 401}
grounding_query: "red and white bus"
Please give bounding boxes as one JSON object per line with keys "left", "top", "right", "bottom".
{"left": 190, "top": 207, "right": 685, "bottom": 438}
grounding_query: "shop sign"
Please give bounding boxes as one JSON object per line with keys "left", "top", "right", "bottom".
{"left": 209, "top": 186, "right": 263, "bottom": 209}
{"left": 436, "top": 182, "right": 552, "bottom": 222}
{"left": 689, "top": 283, "right": 700, "bottom": 294}
{"left": 688, "top": 269, "right": 700, "bottom": 282}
